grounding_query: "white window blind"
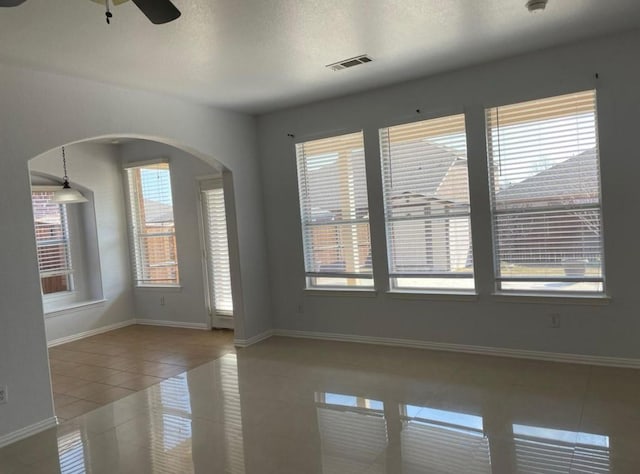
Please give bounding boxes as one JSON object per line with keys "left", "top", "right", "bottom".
{"left": 32, "top": 190, "right": 73, "bottom": 294}
{"left": 202, "top": 186, "right": 233, "bottom": 315}
{"left": 486, "top": 90, "right": 604, "bottom": 293}
{"left": 380, "top": 114, "right": 474, "bottom": 291}
{"left": 125, "top": 162, "right": 180, "bottom": 286}
{"left": 296, "top": 131, "right": 373, "bottom": 288}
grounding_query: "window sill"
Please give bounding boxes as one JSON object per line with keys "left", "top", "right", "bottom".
{"left": 44, "top": 299, "right": 107, "bottom": 318}
{"left": 492, "top": 292, "right": 611, "bottom": 305}
{"left": 304, "top": 288, "right": 377, "bottom": 298}
{"left": 135, "top": 285, "right": 183, "bottom": 292}
{"left": 43, "top": 291, "right": 77, "bottom": 304}
{"left": 387, "top": 291, "right": 478, "bottom": 302}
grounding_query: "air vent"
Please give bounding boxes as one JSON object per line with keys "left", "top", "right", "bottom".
{"left": 326, "top": 54, "right": 373, "bottom": 71}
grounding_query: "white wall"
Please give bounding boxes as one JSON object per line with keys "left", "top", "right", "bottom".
{"left": 121, "top": 140, "right": 220, "bottom": 328}
{"left": 257, "top": 29, "right": 640, "bottom": 359}
{"left": 0, "top": 63, "right": 272, "bottom": 441}
{"left": 29, "top": 142, "right": 135, "bottom": 342}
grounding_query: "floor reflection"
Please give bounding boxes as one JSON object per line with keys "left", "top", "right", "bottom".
{"left": 513, "top": 424, "right": 609, "bottom": 474}
{"left": 57, "top": 429, "right": 86, "bottom": 473}
{"left": 2, "top": 336, "right": 640, "bottom": 473}
{"left": 401, "top": 405, "right": 490, "bottom": 474}
{"left": 316, "top": 393, "right": 387, "bottom": 473}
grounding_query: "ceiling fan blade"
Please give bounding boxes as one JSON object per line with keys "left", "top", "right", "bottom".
{"left": 0, "top": 0, "right": 27, "bottom": 7}
{"left": 131, "top": 0, "right": 180, "bottom": 24}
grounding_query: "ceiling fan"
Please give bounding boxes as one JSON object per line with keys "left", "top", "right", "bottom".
{"left": 0, "top": 0, "right": 181, "bottom": 25}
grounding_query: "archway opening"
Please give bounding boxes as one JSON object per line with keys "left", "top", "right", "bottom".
{"left": 28, "top": 135, "right": 242, "bottom": 333}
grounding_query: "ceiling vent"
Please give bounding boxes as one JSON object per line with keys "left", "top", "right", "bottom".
{"left": 526, "top": 0, "right": 548, "bottom": 12}
{"left": 326, "top": 55, "right": 373, "bottom": 72}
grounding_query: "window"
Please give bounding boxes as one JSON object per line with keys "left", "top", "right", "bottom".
{"left": 32, "top": 190, "right": 73, "bottom": 294}
{"left": 201, "top": 180, "right": 233, "bottom": 316}
{"left": 380, "top": 114, "right": 474, "bottom": 291}
{"left": 486, "top": 90, "right": 604, "bottom": 293}
{"left": 295, "top": 131, "right": 373, "bottom": 288}
{"left": 125, "top": 161, "right": 180, "bottom": 286}
{"left": 30, "top": 181, "right": 102, "bottom": 311}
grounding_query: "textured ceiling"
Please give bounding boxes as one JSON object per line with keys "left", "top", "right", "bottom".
{"left": 0, "top": 0, "right": 638, "bottom": 114}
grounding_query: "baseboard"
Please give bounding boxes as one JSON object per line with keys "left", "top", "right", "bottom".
{"left": 134, "top": 319, "right": 209, "bottom": 330}
{"left": 47, "top": 319, "right": 136, "bottom": 347}
{"left": 0, "top": 417, "right": 58, "bottom": 449}
{"left": 234, "top": 329, "right": 274, "bottom": 348}
{"left": 273, "top": 329, "right": 640, "bottom": 369}
{"left": 48, "top": 319, "right": 209, "bottom": 347}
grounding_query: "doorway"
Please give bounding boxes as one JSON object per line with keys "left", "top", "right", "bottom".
{"left": 199, "top": 178, "right": 234, "bottom": 329}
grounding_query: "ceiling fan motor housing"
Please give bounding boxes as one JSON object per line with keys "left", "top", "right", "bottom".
{"left": 90, "top": 0, "right": 182, "bottom": 24}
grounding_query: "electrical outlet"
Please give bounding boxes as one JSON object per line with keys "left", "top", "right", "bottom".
{"left": 0, "top": 385, "right": 7, "bottom": 404}
{"left": 160, "top": 296, "right": 165, "bottom": 306}
{"left": 550, "top": 313, "right": 561, "bottom": 328}
{"left": 296, "top": 302, "right": 304, "bottom": 314}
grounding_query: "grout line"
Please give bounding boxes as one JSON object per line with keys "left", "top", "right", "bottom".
{"left": 50, "top": 326, "right": 235, "bottom": 418}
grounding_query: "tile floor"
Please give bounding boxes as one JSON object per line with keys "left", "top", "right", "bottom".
{"left": 48, "top": 325, "right": 235, "bottom": 421}
{"left": 2, "top": 336, "right": 640, "bottom": 473}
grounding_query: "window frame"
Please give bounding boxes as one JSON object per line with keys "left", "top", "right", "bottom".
{"left": 294, "top": 130, "right": 374, "bottom": 290}
{"left": 124, "top": 159, "right": 181, "bottom": 288}
{"left": 378, "top": 112, "right": 476, "bottom": 294}
{"left": 485, "top": 90, "right": 606, "bottom": 296}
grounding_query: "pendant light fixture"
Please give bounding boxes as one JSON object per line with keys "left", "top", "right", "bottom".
{"left": 52, "top": 146, "right": 88, "bottom": 204}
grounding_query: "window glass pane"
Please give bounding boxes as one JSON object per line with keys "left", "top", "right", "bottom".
{"left": 501, "top": 281, "right": 603, "bottom": 293}
{"left": 486, "top": 90, "right": 604, "bottom": 293}
{"left": 139, "top": 234, "right": 179, "bottom": 285}
{"left": 41, "top": 275, "right": 70, "bottom": 294}
{"left": 126, "top": 163, "right": 180, "bottom": 286}
{"left": 393, "top": 277, "right": 474, "bottom": 291}
{"left": 308, "top": 277, "right": 373, "bottom": 288}
{"left": 32, "top": 190, "right": 73, "bottom": 294}
{"left": 380, "top": 114, "right": 474, "bottom": 291}
{"left": 296, "top": 132, "right": 373, "bottom": 288}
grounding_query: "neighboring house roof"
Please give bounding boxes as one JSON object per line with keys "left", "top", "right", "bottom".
{"left": 305, "top": 149, "right": 369, "bottom": 214}
{"left": 307, "top": 144, "right": 599, "bottom": 218}
{"left": 496, "top": 148, "right": 599, "bottom": 203}
{"left": 433, "top": 157, "right": 469, "bottom": 203}
{"left": 144, "top": 200, "right": 174, "bottom": 223}
{"left": 306, "top": 141, "right": 466, "bottom": 216}
{"left": 390, "top": 142, "right": 466, "bottom": 200}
